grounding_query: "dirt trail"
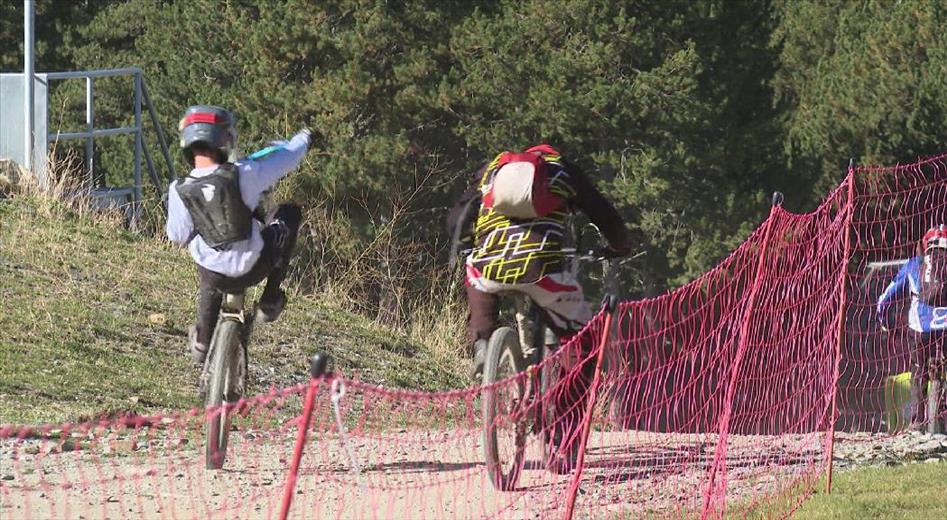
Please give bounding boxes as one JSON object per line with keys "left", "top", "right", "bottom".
{"left": 0, "top": 427, "right": 834, "bottom": 520}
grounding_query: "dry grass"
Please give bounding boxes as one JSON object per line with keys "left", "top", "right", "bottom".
{"left": 277, "top": 165, "right": 469, "bottom": 375}
{"left": 0, "top": 159, "right": 464, "bottom": 425}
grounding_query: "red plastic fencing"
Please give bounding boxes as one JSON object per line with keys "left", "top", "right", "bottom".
{"left": 600, "top": 182, "right": 851, "bottom": 519}
{"left": 839, "top": 154, "right": 947, "bottom": 435}
{"left": 3, "top": 154, "right": 946, "bottom": 519}
{"left": 0, "top": 385, "right": 312, "bottom": 519}
{"left": 0, "top": 329, "right": 608, "bottom": 520}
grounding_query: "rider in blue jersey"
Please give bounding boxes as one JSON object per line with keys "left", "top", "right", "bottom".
{"left": 876, "top": 257, "right": 947, "bottom": 333}
{"left": 876, "top": 225, "right": 947, "bottom": 431}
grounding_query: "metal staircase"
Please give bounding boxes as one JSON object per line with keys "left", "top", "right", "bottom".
{"left": 45, "top": 67, "right": 174, "bottom": 220}
{"left": 0, "top": 67, "right": 174, "bottom": 222}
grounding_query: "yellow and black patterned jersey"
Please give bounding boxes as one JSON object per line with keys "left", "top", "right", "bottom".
{"left": 447, "top": 149, "right": 631, "bottom": 286}
{"left": 469, "top": 151, "right": 578, "bottom": 284}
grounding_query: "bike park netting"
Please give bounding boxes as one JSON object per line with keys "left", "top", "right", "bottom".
{"left": 2, "top": 153, "right": 947, "bottom": 519}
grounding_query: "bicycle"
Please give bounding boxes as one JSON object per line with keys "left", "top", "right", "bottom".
{"left": 200, "top": 290, "right": 255, "bottom": 470}
{"left": 479, "top": 250, "right": 614, "bottom": 491}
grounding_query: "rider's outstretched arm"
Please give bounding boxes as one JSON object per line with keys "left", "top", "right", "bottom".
{"left": 239, "top": 130, "right": 312, "bottom": 198}
{"left": 877, "top": 258, "right": 913, "bottom": 326}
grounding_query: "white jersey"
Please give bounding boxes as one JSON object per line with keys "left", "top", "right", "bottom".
{"left": 166, "top": 131, "right": 310, "bottom": 276}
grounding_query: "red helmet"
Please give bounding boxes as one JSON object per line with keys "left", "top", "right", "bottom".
{"left": 523, "top": 144, "right": 561, "bottom": 157}
{"left": 923, "top": 224, "right": 947, "bottom": 252}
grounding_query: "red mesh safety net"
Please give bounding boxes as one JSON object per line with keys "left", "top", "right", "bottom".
{"left": 838, "top": 155, "right": 947, "bottom": 436}
{"left": 3, "top": 154, "right": 947, "bottom": 519}
{"left": 598, "top": 181, "right": 851, "bottom": 519}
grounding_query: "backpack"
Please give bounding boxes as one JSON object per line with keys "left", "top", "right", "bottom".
{"left": 920, "top": 249, "right": 947, "bottom": 306}
{"left": 175, "top": 163, "right": 253, "bottom": 249}
{"left": 482, "top": 150, "right": 563, "bottom": 219}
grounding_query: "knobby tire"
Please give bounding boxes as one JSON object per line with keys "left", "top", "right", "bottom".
{"left": 482, "top": 327, "right": 527, "bottom": 491}
{"left": 205, "top": 319, "right": 244, "bottom": 470}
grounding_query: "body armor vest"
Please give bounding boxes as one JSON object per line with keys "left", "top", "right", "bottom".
{"left": 175, "top": 163, "right": 253, "bottom": 249}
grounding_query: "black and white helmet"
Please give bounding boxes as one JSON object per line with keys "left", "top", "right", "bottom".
{"left": 923, "top": 224, "right": 947, "bottom": 252}
{"left": 178, "top": 105, "right": 237, "bottom": 165}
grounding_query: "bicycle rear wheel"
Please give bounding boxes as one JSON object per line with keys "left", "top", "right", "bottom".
{"left": 928, "top": 376, "right": 943, "bottom": 434}
{"left": 204, "top": 319, "right": 245, "bottom": 470}
{"left": 482, "top": 326, "right": 528, "bottom": 491}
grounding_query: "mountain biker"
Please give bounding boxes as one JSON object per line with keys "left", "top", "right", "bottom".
{"left": 447, "top": 144, "right": 632, "bottom": 467}
{"left": 876, "top": 224, "right": 947, "bottom": 431}
{"left": 166, "top": 105, "right": 312, "bottom": 365}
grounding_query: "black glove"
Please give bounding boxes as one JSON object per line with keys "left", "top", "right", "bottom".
{"left": 876, "top": 307, "right": 895, "bottom": 332}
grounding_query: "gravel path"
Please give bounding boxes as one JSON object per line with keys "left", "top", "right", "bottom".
{"left": 2, "top": 427, "right": 946, "bottom": 519}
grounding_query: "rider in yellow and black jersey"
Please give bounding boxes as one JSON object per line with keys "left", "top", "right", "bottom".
{"left": 448, "top": 144, "right": 632, "bottom": 376}
{"left": 467, "top": 148, "right": 579, "bottom": 284}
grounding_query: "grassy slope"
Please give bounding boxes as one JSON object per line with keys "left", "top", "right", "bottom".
{"left": 796, "top": 462, "right": 947, "bottom": 519}
{"left": 0, "top": 195, "right": 462, "bottom": 425}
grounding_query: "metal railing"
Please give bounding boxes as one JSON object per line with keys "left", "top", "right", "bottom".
{"left": 44, "top": 67, "right": 174, "bottom": 215}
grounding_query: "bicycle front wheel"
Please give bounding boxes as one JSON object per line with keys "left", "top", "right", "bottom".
{"left": 204, "top": 319, "right": 245, "bottom": 470}
{"left": 482, "top": 326, "right": 528, "bottom": 491}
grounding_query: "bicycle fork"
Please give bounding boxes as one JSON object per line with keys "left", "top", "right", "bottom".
{"left": 199, "top": 292, "right": 251, "bottom": 399}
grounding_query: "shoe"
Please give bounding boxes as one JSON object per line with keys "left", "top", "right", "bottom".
{"left": 264, "top": 219, "right": 290, "bottom": 250}
{"left": 189, "top": 325, "right": 209, "bottom": 366}
{"left": 256, "top": 290, "right": 287, "bottom": 323}
{"left": 468, "top": 339, "right": 487, "bottom": 382}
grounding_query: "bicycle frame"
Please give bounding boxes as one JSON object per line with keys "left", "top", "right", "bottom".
{"left": 507, "top": 294, "right": 560, "bottom": 441}
{"left": 220, "top": 292, "right": 247, "bottom": 322}
{"left": 512, "top": 296, "right": 553, "bottom": 363}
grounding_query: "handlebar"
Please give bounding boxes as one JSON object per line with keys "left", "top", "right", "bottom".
{"left": 558, "top": 248, "right": 618, "bottom": 262}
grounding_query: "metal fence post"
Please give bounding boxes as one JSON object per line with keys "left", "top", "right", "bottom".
{"left": 85, "top": 76, "right": 95, "bottom": 186}
{"left": 133, "top": 71, "right": 143, "bottom": 221}
{"left": 23, "top": 0, "right": 35, "bottom": 174}
{"left": 141, "top": 80, "right": 176, "bottom": 183}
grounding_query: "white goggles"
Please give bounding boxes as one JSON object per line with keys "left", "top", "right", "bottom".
{"left": 926, "top": 236, "right": 947, "bottom": 251}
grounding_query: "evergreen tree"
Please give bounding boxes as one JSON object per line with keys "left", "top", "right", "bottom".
{"left": 772, "top": 0, "right": 947, "bottom": 200}
{"left": 7, "top": 0, "right": 897, "bottom": 296}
